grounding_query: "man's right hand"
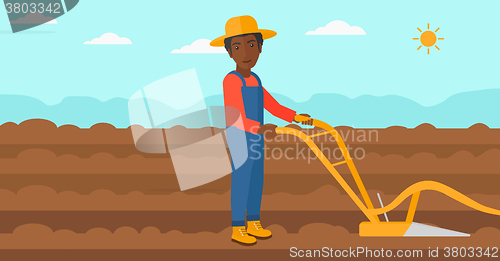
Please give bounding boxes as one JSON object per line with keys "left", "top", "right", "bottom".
{"left": 294, "top": 114, "right": 313, "bottom": 126}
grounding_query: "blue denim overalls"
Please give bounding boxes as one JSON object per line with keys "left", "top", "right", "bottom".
{"left": 226, "top": 70, "right": 265, "bottom": 227}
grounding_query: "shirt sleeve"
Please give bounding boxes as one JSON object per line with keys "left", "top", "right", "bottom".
{"left": 223, "top": 74, "right": 261, "bottom": 134}
{"left": 263, "top": 87, "right": 296, "bottom": 123}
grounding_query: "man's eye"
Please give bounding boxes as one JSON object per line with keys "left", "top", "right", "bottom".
{"left": 235, "top": 46, "right": 239, "bottom": 50}
{"left": 250, "top": 43, "right": 254, "bottom": 47}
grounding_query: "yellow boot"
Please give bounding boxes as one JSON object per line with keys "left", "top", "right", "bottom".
{"left": 247, "top": 221, "right": 272, "bottom": 238}
{"left": 231, "top": 226, "right": 257, "bottom": 245}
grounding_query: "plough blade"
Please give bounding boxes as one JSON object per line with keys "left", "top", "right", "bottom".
{"left": 404, "top": 222, "right": 470, "bottom": 237}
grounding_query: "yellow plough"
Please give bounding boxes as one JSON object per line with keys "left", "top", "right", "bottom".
{"left": 275, "top": 115, "right": 500, "bottom": 237}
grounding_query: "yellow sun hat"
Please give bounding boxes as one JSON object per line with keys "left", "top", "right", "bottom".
{"left": 210, "top": 15, "right": 277, "bottom": 47}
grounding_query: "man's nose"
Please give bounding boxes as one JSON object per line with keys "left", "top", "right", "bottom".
{"left": 240, "top": 46, "right": 250, "bottom": 58}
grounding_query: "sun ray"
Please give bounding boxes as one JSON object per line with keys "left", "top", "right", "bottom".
{"left": 438, "top": 38, "right": 444, "bottom": 40}
{"left": 427, "top": 23, "right": 429, "bottom": 29}
{"left": 413, "top": 38, "right": 419, "bottom": 40}
{"left": 417, "top": 45, "right": 422, "bottom": 50}
{"left": 427, "top": 48, "right": 430, "bottom": 55}
{"left": 417, "top": 28, "right": 422, "bottom": 32}
{"left": 435, "top": 45, "right": 440, "bottom": 50}
{"left": 435, "top": 28, "right": 440, "bottom": 32}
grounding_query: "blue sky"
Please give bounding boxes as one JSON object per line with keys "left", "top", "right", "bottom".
{"left": 0, "top": 0, "right": 498, "bottom": 106}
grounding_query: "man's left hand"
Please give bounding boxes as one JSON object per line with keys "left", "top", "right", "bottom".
{"left": 257, "top": 124, "right": 278, "bottom": 140}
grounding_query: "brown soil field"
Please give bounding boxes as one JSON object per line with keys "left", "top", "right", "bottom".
{"left": 1, "top": 148, "right": 500, "bottom": 175}
{"left": 1, "top": 210, "right": 498, "bottom": 235}
{"left": 0, "top": 173, "right": 498, "bottom": 195}
{"left": 2, "top": 119, "right": 500, "bottom": 158}
{"left": 0, "top": 185, "right": 498, "bottom": 212}
{"left": 1, "top": 250, "right": 498, "bottom": 261}
{"left": 0, "top": 223, "right": 499, "bottom": 249}
{"left": 0, "top": 119, "right": 499, "bottom": 259}
{"left": 2, "top": 120, "right": 498, "bottom": 146}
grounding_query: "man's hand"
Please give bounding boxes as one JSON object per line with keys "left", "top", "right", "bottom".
{"left": 294, "top": 114, "right": 313, "bottom": 126}
{"left": 257, "top": 124, "right": 277, "bottom": 140}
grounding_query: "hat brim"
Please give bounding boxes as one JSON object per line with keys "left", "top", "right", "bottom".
{"left": 210, "top": 29, "right": 277, "bottom": 47}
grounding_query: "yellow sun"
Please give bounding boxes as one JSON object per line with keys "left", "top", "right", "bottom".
{"left": 413, "top": 23, "right": 444, "bottom": 55}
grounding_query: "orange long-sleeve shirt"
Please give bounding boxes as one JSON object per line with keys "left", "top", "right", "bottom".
{"left": 223, "top": 73, "right": 296, "bottom": 134}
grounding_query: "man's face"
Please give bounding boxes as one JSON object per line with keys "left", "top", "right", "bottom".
{"left": 228, "top": 34, "right": 261, "bottom": 70}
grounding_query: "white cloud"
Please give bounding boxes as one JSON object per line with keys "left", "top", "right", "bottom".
{"left": 171, "top": 39, "right": 226, "bottom": 54}
{"left": 84, "top": 33, "right": 132, "bottom": 45}
{"left": 9, "top": 13, "right": 57, "bottom": 24}
{"left": 306, "top": 20, "right": 366, "bottom": 35}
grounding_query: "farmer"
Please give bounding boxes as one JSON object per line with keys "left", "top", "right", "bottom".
{"left": 210, "top": 15, "right": 312, "bottom": 245}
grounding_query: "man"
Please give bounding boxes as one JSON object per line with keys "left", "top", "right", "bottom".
{"left": 210, "top": 15, "right": 311, "bottom": 245}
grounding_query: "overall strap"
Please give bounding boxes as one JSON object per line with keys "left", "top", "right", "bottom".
{"left": 228, "top": 71, "right": 246, "bottom": 88}
{"left": 250, "top": 72, "right": 262, "bottom": 87}
{"left": 228, "top": 71, "right": 262, "bottom": 87}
